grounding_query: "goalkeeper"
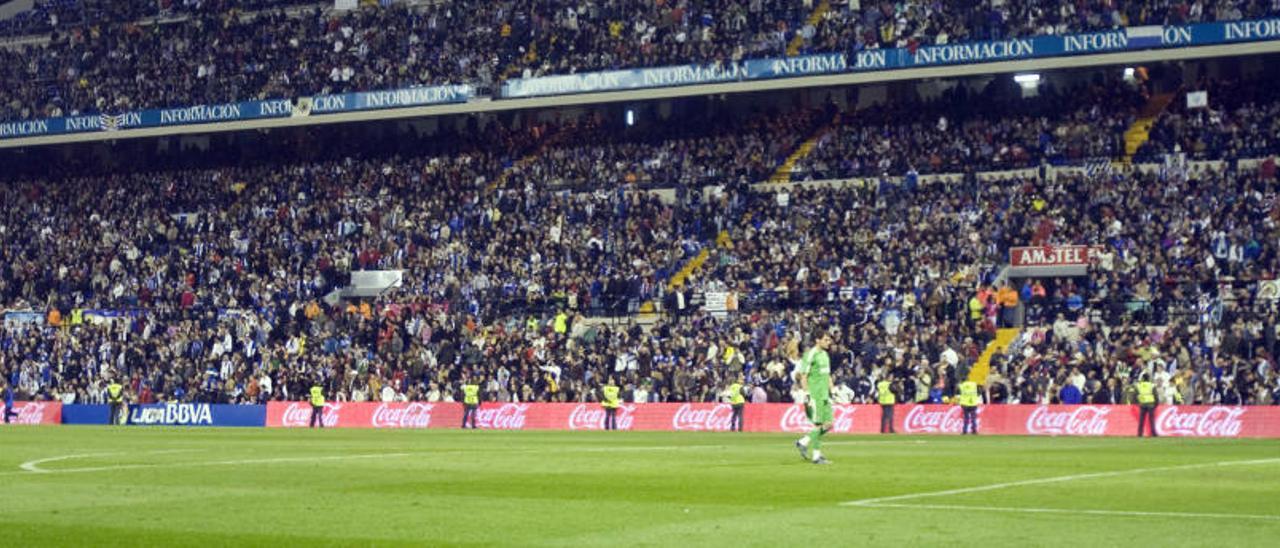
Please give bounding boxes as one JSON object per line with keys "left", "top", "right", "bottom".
{"left": 794, "top": 330, "right": 835, "bottom": 465}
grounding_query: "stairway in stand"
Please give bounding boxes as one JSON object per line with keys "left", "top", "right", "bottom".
{"left": 1121, "top": 92, "right": 1176, "bottom": 164}
{"left": 786, "top": 1, "right": 831, "bottom": 57}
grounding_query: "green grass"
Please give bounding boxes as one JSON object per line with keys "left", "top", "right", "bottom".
{"left": 1, "top": 428, "right": 1278, "bottom": 547}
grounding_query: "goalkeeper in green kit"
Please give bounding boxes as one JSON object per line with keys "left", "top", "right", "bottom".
{"left": 794, "top": 330, "right": 835, "bottom": 465}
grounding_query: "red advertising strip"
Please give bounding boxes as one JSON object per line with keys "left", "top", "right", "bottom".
{"left": 264, "top": 402, "right": 1280, "bottom": 438}
{"left": 2, "top": 402, "right": 63, "bottom": 425}
{"left": 1009, "top": 245, "right": 1103, "bottom": 267}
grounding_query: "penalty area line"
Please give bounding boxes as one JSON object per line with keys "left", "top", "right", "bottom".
{"left": 856, "top": 502, "right": 1280, "bottom": 522}
{"left": 840, "top": 457, "right": 1280, "bottom": 507}
{"left": 9, "top": 452, "right": 413, "bottom": 476}
{"left": 822, "top": 440, "right": 928, "bottom": 446}
{"left": 6, "top": 444, "right": 725, "bottom": 476}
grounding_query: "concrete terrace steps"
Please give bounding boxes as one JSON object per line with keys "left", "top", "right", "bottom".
{"left": 768, "top": 138, "right": 820, "bottom": 182}
{"left": 484, "top": 124, "right": 567, "bottom": 194}
{"left": 1122, "top": 92, "right": 1177, "bottom": 160}
{"left": 967, "top": 328, "right": 1021, "bottom": 385}
{"left": 638, "top": 230, "right": 730, "bottom": 314}
{"left": 786, "top": 0, "right": 830, "bottom": 57}
{"left": 500, "top": 40, "right": 539, "bottom": 82}
{"left": 767, "top": 112, "right": 840, "bottom": 183}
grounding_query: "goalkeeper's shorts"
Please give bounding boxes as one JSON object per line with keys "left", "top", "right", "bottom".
{"left": 806, "top": 397, "right": 834, "bottom": 425}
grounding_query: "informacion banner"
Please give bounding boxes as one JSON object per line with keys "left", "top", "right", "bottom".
{"left": 262, "top": 402, "right": 1280, "bottom": 438}
{"left": 0, "top": 85, "right": 472, "bottom": 140}
{"left": 4, "top": 20, "right": 1279, "bottom": 140}
{"left": 501, "top": 18, "right": 1280, "bottom": 98}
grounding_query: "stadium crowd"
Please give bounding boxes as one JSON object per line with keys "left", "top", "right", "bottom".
{"left": 3, "top": 0, "right": 1279, "bottom": 123}
{"left": 1138, "top": 78, "right": 1280, "bottom": 161}
{"left": 4, "top": 170, "right": 1279, "bottom": 407}
{"left": 797, "top": 0, "right": 1279, "bottom": 54}
{"left": 503, "top": 106, "right": 827, "bottom": 190}
{"left": 793, "top": 75, "right": 1144, "bottom": 177}
{"left": 3, "top": 63, "right": 1280, "bottom": 407}
{"left": 0, "top": 0, "right": 326, "bottom": 37}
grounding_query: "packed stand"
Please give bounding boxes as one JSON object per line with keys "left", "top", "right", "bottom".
{"left": 5, "top": 0, "right": 1279, "bottom": 124}
{"left": 3, "top": 76, "right": 1280, "bottom": 407}
{"left": 690, "top": 161, "right": 1279, "bottom": 326}
{"left": 0, "top": 0, "right": 323, "bottom": 38}
{"left": 793, "top": 75, "right": 1144, "bottom": 178}
{"left": 503, "top": 106, "right": 829, "bottom": 190}
{"left": 1137, "top": 78, "right": 1280, "bottom": 161}
{"left": 983, "top": 314, "right": 1280, "bottom": 406}
{"left": 0, "top": 2, "right": 523, "bottom": 121}
{"left": 796, "top": 0, "right": 1279, "bottom": 54}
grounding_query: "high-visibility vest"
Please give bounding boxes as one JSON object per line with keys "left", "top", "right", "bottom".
{"left": 309, "top": 385, "right": 325, "bottom": 407}
{"left": 1136, "top": 381, "right": 1156, "bottom": 405}
{"left": 108, "top": 383, "right": 124, "bottom": 404}
{"left": 554, "top": 313, "right": 568, "bottom": 334}
{"left": 877, "top": 380, "right": 896, "bottom": 405}
{"left": 959, "top": 381, "right": 980, "bottom": 407}
{"left": 602, "top": 385, "right": 620, "bottom": 409}
{"left": 463, "top": 384, "right": 480, "bottom": 405}
{"left": 968, "top": 297, "right": 983, "bottom": 320}
{"left": 729, "top": 383, "right": 744, "bottom": 405}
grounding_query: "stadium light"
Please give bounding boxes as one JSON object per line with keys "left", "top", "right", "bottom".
{"left": 1013, "top": 73, "right": 1040, "bottom": 85}
{"left": 626, "top": 109, "right": 636, "bottom": 126}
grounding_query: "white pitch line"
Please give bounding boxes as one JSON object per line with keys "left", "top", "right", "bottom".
{"left": 9, "top": 452, "right": 413, "bottom": 476}
{"left": 19, "top": 453, "right": 121, "bottom": 474}
{"left": 860, "top": 502, "right": 1280, "bottom": 521}
{"left": 841, "top": 457, "right": 1280, "bottom": 506}
{"left": 823, "top": 440, "right": 929, "bottom": 446}
{"left": 7, "top": 445, "right": 723, "bottom": 477}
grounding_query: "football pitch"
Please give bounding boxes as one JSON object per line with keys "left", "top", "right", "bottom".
{"left": 1, "top": 428, "right": 1278, "bottom": 546}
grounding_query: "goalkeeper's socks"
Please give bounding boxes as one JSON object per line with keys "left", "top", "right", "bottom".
{"left": 797, "top": 435, "right": 810, "bottom": 447}
{"left": 811, "top": 450, "right": 823, "bottom": 462}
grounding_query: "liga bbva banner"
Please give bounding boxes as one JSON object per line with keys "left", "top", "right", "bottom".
{"left": 264, "top": 402, "right": 1280, "bottom": 438}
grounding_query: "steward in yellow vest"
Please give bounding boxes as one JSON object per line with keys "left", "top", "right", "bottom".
{"left": 1136, "top": 375, "right": 1158, "bottom": 437}
{"left": 107, "top": 381, "right": 126, "bottom": 425}
{"left": 958, "top": 380, "right": 980, "bottom": 435}
{"left": 877, "top": 379, "right": 896, "bottom": 434}
{"left": 462, "top": 380, "right": 481, "bottom": 429}
{"left": 309, "top": 383, "right": 326, "bottom": 428}
{"left": 602, "top": 378, "right": 620, "bottom": 430}
{"left": 728, "top": 375, "right": 746, "bottom": 432}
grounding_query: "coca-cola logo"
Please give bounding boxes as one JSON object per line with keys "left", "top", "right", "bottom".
{"left": 11, "top": 403, "right": 48, "bottom": 425}
{"left": 672, "top": 403, "right": 734, "bottom": 431}
{"left": 902, "top": 406, "right": 974, "bottom": 434}
{"left": 1026, "top": 406, "right": 1111, "bottom": 436}
{"left": 474, "top": 404, "right": 530, "bottom": 430}
{"left": 567, "top": 403, "right": 636, "bottom": 430}
{"left": 1156, "top": 406, "right": 1245, "bottom": 437}
{"left": 371, "top": 403, "right": 435, "bottom": 429}
{"left": 279, "top": 402, "right": 342, "bottom": 428}
{"left": 780, "top": 404, "right": 857, "bottom": 433}
{"left": 780, "top": 405, "right": 810, "bottom": 433}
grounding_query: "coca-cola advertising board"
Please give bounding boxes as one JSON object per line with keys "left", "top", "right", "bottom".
{"left": 0, "top": 401, "right": 62, "bottom": 425}
{"left": 263, "top": 402, "right": 1280, "bottom": 437}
